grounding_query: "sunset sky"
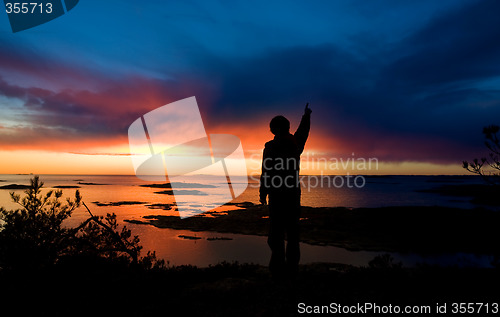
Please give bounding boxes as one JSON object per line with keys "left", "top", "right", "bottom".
{"left": 1, "top": 0, "right": 500, "bottom": 175}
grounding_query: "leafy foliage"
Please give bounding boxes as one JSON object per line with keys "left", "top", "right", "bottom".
{"left": 463, "top": 125, "right": 500, "bottom": 185}
{"left": 0, "top": 176, "right": 163, "bottom": 270}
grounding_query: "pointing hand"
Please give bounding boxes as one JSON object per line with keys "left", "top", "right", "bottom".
{"left": 304, "top": 103, "right": 312, "bottom": 115}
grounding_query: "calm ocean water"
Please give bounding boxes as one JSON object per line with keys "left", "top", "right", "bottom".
{"left": 0, "top": 174, "right": 493, "bottom": 267}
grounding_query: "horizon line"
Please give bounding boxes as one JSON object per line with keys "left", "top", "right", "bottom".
{"left": 0, "top": 173, "right": 477, "bottom": 177}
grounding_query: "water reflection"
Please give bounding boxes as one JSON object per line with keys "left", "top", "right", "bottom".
{"left": 128, "top": 224, "right": 494, "bottom": 268}
{"left": 129, "top": 223, "right": 382, "bottom": 267}
{"left": 0, "top": 174, "right": 493, "bottom": 268}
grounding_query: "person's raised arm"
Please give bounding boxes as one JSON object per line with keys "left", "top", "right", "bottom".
{"left": 294, "top": 103, "right": 312, "bottom": 153}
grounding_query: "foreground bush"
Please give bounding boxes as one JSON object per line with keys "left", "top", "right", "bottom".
{"left": 0, "top": 176, "right": 162, "bottom": 270}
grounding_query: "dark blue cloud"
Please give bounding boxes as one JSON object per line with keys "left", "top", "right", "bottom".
{"left": 382, "top": 0, "right": 500, "bottom": 87}
{"left": 190, "top": 0, "right": 500, "bottom": 162}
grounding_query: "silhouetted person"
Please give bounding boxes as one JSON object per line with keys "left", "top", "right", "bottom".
{"left": 260, "top": 103, "right": 311, "bottom": 280}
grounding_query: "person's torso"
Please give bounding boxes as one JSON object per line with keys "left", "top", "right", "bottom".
{"left": 264, "top": 134, "right": 302, "bottom": 192}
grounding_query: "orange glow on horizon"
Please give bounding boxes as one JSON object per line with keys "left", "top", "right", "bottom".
{"left": 0, "top": 116, "right": 467, "bottom": 175}
{"left": 0, "top": 150, "right": 466, "bottom": 176}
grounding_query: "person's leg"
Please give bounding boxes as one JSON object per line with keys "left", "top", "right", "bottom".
{"left": 268, "top": 197, "right": 286, "bottom": 279}
{"left": 285, "top": 204, "right": 301, "bottom": 277}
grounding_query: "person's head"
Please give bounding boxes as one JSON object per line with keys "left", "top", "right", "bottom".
{"left": 270, "top": 115, "right": 290, "bottom": 136}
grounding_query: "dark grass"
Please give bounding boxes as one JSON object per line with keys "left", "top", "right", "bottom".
{"left": 1, "top": 260, "right": 498, "bottom": 317}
